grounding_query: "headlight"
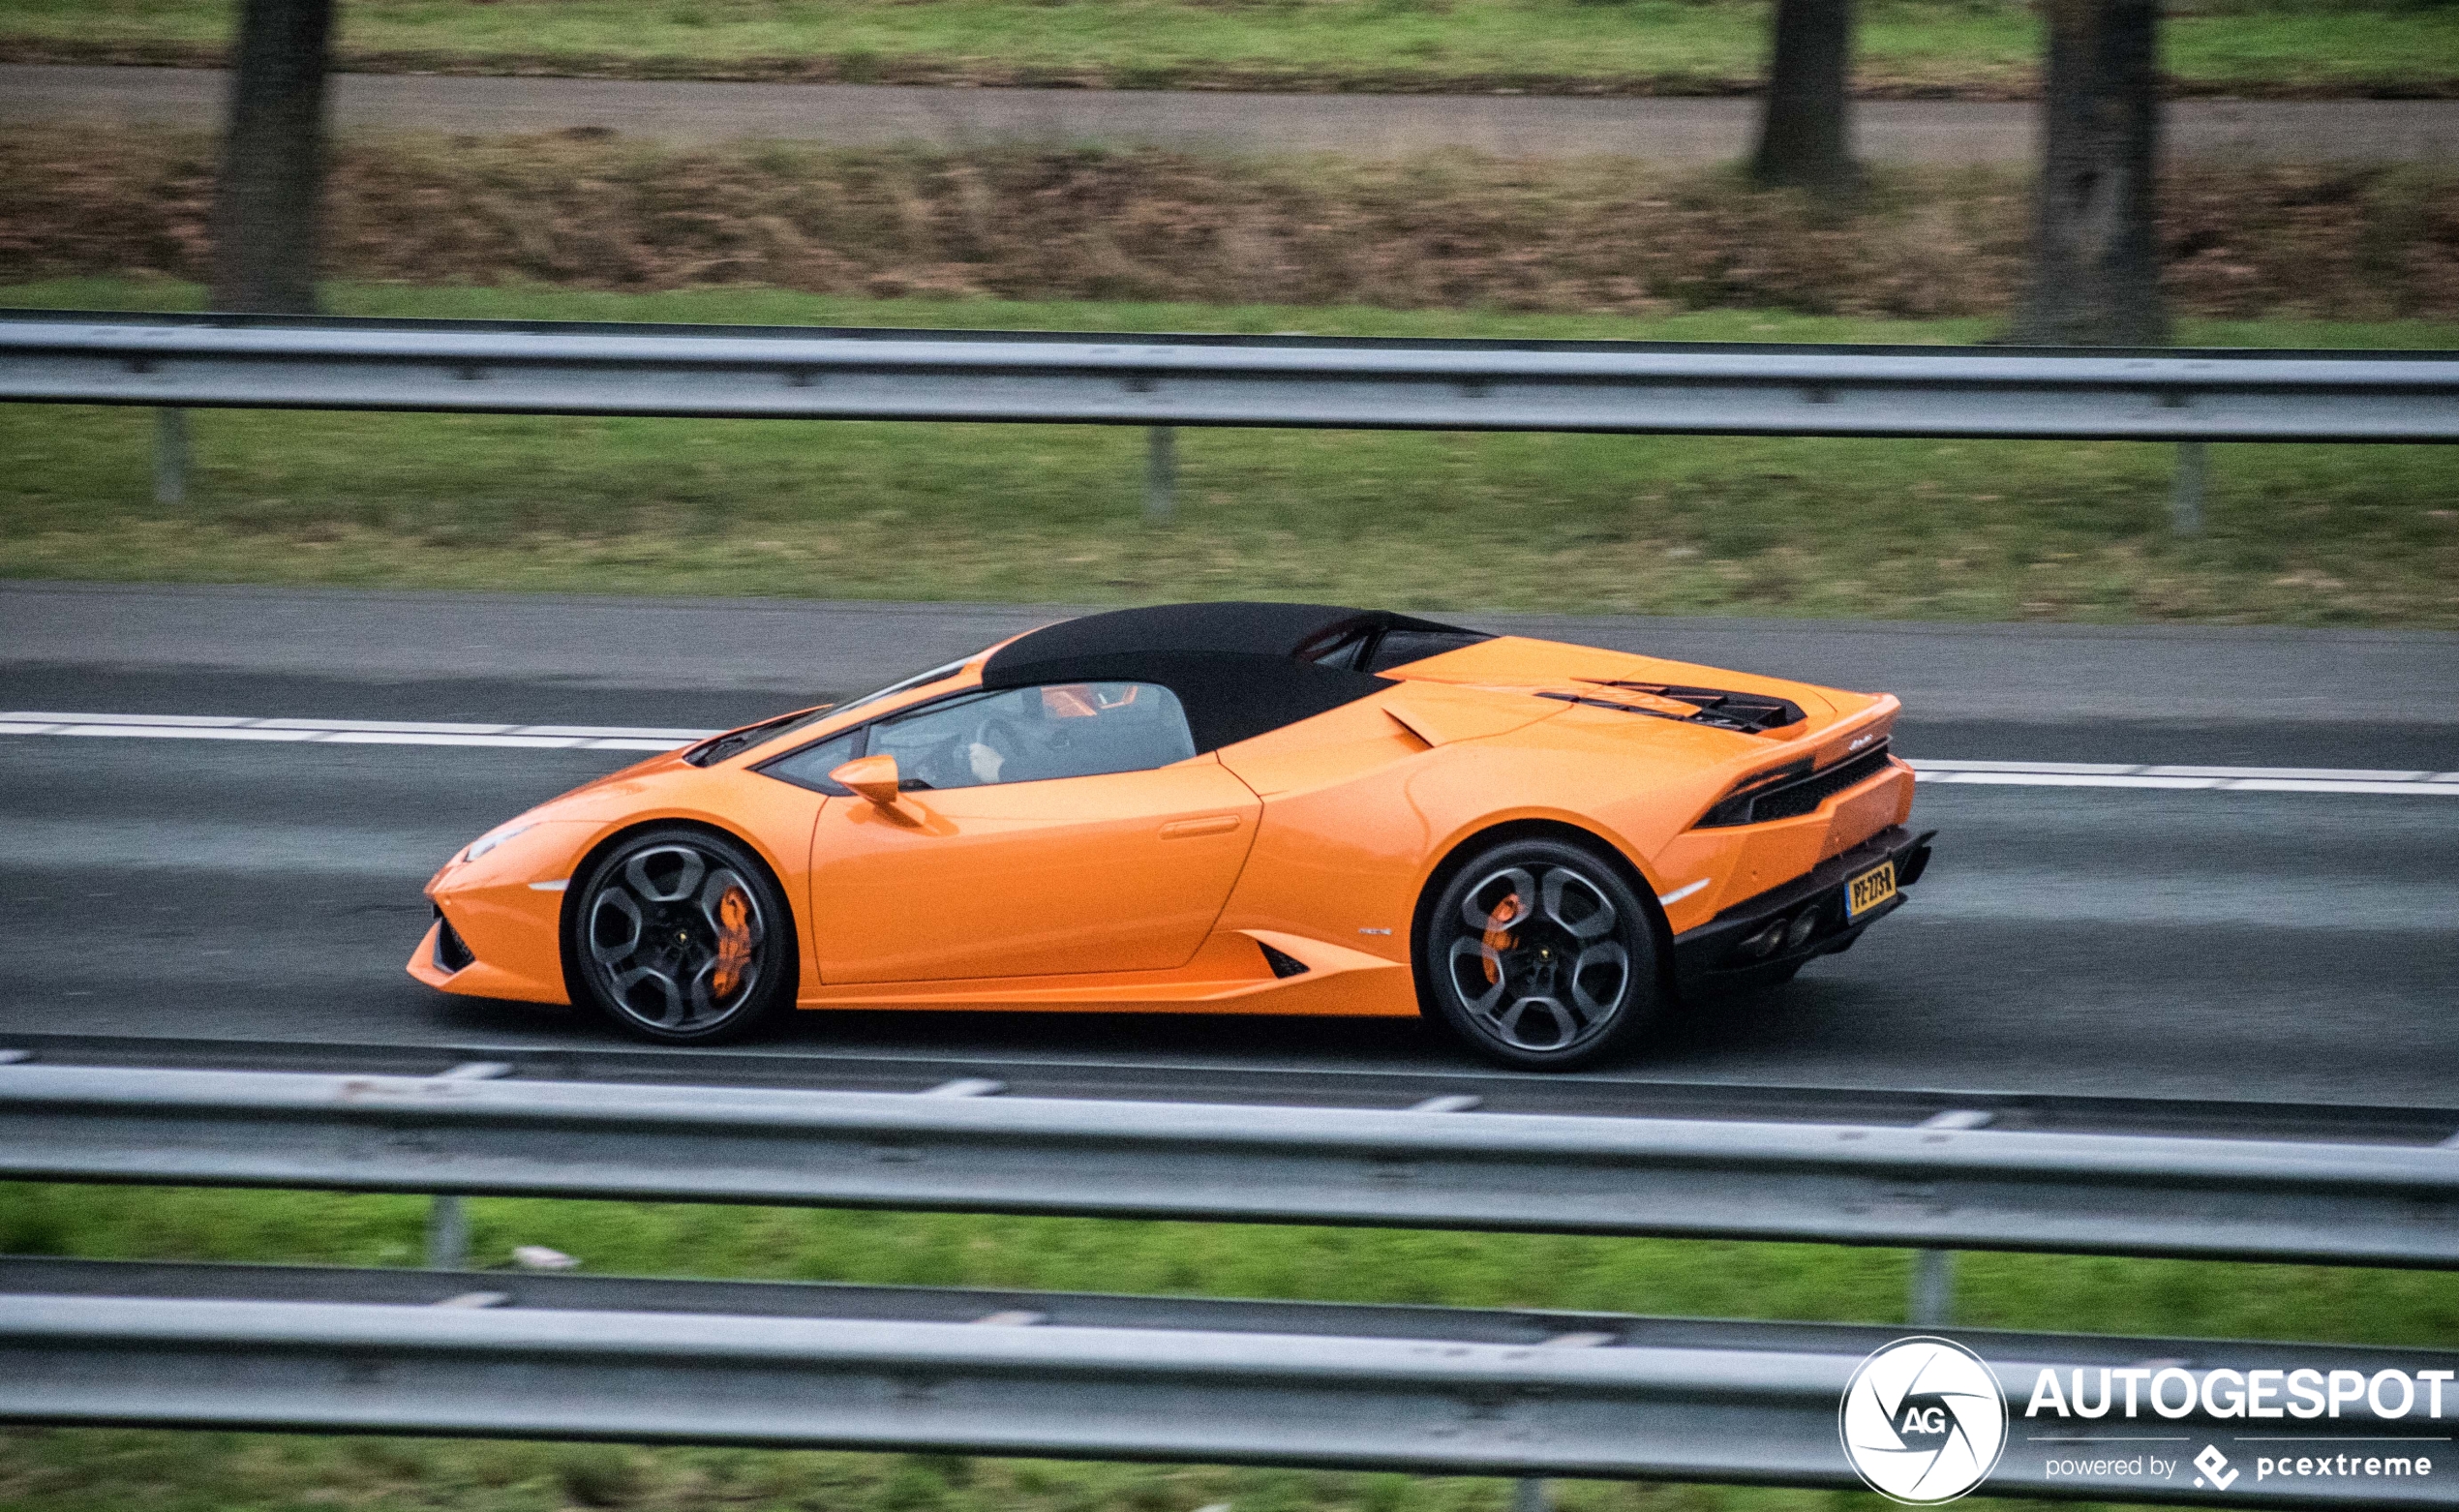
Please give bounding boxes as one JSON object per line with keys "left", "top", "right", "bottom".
{"left": 461, "top": 821, "right": 537, "bottom": 863}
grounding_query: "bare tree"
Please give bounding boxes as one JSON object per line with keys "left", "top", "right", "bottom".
{"left": 208, "top": 0, "right": 336, "bottom": 314}
{"left": 1750, "top": 0, "right": 1857, "bottom": 197}
{"left": 2013, "top": 0, "right": 2168, "bottom": 346}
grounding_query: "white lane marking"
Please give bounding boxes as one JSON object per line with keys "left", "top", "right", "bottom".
{"left": 1912, "top": 759, "right": 2143, "bottom": 775}
{"left": 2140, "top": 764, "right": 2432, "bottom": 781}
{"left": 6, "top": 711, "right": 255, "bottom": 727}
{"left": 256, "top": 716, "right": 520, "bottom": 734}
{"left": 2, "top": 713, "right": 2453, "bottom": 797}
{"left": 324, "top": 731, "right": 589, "bottom": 749}
{"left": 1917, "top": 770, "right": 2227, "bottom": 791}
{"left": 58, "top": 723, "right": 322, "bottom": 742}
{"left": 517, "top": 723, "right": 716, "bottom": 741}
{"left": 1909, "top": 760, "right": 2459, "bottom": 796}
{"left": 0, "top": 711, "right": 717, "bottom": 752}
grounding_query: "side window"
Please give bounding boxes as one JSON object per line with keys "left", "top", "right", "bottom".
{"left": 760, "top": 730, "right": 865, "bottom": 795}
{"left": 871, "top": 682, "right": 1196, "bottom": 791}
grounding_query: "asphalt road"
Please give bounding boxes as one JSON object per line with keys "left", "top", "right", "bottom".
{"left": 9, "top": 63, "right": 2459, "bottom": 163}
{"left": 3, "top": 582, "right": 2454, "bottom": 1106}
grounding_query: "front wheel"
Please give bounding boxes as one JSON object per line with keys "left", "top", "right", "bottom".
{"left": 567, "top": 826, "right": 795, "bottom": 1043}
{"left": 1417, "top": 837, "right": 1662, "bottom": 1071}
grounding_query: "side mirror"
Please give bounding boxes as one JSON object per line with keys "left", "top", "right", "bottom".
{"left": 830, "top": 754, "right": 902, "bottom": 807}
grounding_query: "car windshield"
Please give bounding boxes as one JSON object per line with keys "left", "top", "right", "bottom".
{"left": 686, "top": 654, "right": 982, "bottom": 766}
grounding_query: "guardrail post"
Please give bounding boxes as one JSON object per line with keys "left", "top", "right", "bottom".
{"left": 153, "top": 408, "right": 188, "bottom": 506}
{"left": 1144, "top": 425, "right": 1176, "bottom": 524}
{"left": 421, "top": 1062, "right": 511, "bottom": 1268}
{"left": 426, "top": 1194, "right": 469, "bottom": 1270}
{"left": 1908, "top": 1248, "right": 1955, "bottom": 1325}
{"left": 2171, "top": 440, "right": 2206, "bottom": 537}
{"left": 1513, "top": 1477, "right": 1550, "bottom": 1512}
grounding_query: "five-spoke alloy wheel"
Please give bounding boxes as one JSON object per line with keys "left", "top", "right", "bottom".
{"left": 567, "top": 827, "right": 794, "bottom": 1043}
{"left": 1418, "top": 837, "right": 1661, "bottom": 1070}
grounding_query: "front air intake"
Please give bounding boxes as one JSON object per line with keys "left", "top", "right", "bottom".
{"left": 432, "top": 907, "right": 475, "bottom": 973}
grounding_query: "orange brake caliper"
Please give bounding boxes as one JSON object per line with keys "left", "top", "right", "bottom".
{"left": 1480, "top": 894, "right": 1523, "bottom": 986}
{"left": 712, "top": 887, "right": 754, "bottom": 999}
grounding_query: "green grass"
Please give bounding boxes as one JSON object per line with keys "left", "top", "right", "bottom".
{"left": 1, "top": 1434, "right": 1737, "bottom": 1512}
{"left": 6, "top": 280, "right": 2458, "bottom": 627}
{"left": 4, "top": 1179, "right": 2456, "bottom": 1511}
{"left": 12, "top": 1182, "right": 2459, "bottom": 1345}
{"left": 1, "top": 0, "right": 2453, "bottom": 96}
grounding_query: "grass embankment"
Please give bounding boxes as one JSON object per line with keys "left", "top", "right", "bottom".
{"left": 11, "top": 132, "right": 2456, "bottom": 322}
{"left": 5, "top": 1179, "right": 2457, "bottom": 1511}
{"left": 4, "top": 280, "right": 2457, "bottom": 627}
{"left": 2, "top": 0, "right": 2453, "bottom": 98}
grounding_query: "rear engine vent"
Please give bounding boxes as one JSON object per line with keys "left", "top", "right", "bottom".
{"left": 1585, "top": 681, "right": 1806, "bottom": 735}
{"left": 1698, "top": 743, "right": 1893, "bottom": 829}
{"left": 1259, "top": 942, "right": 1312, "bottom": 979}
{"left": 433, "top": 907, "right": 476, "bottom": 972}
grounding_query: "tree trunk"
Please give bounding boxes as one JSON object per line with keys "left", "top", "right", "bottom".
{"left": 2012, "top": 0, "right": 2168, "bottom": 346}
{"left": 1749, "top": 0, "right": 1856, "bottom": 196}
{"left": 207, "top": 0, "right": 335, "bottom": 314}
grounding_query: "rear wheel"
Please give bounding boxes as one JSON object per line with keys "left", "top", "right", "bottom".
{"left": 567, "top": 827, "right": 794, "bottom": 1043}
{"left": 1418, "top": 837, "right": 1662, "bottom": 1071}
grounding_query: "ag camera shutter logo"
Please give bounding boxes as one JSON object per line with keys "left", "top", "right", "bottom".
{"left": 1839, "top": 1337, "right": 2010, "bottom": 1504}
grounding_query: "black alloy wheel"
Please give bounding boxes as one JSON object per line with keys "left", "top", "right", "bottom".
{"left": 568, "top": 827, "right": 794, "bottom": 1043}
{"left": 1418, "top": 837, "right": 1661, "bottom": 1070}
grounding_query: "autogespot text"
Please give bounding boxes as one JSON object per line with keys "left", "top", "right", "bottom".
{"left": 2026, "top": 1364, "right": 2454, "bottom": 1423}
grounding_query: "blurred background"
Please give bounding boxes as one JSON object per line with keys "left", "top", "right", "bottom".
{"left": 2, "top": 0, "right": 2453, "bottom": 618}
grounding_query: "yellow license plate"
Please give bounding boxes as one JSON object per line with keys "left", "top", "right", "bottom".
{"left": 1846, "top": 861, "right": 1897, "bottom": 919}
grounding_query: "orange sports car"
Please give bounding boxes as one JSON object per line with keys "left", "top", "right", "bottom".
{"left": 411, "top": 602, "right": 1931, "bottom": 1069}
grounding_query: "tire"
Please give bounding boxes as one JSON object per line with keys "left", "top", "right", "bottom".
{"left": 566, "top": 826, "right": 796, "bottom": 1044}
{"left": 1417, "top": 836, "right": 1663, "bottom": 1071}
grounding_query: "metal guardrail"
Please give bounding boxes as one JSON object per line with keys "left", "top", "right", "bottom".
{"left": 5, "top": 309, "right": 2455, "bottom": 528}
{"left": 2, "top": 1062, "right": 2454, "bottom": 1267}
{"left": 4, "top": 1257, "right": 2454, "bottom": 1507}
{"left": 5, "top": 312, "right": 2456, "bottom": 440}
{"left": 9, "top": 1028, "right": 2458, "bottom": 1143}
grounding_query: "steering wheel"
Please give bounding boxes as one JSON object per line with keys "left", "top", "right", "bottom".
{"left": 964, "top": 714, "right": 1031, "bottom": 783}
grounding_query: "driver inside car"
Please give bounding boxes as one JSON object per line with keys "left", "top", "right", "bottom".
{"left": 881, "top": 682, "right": 1166, "bottom": 792}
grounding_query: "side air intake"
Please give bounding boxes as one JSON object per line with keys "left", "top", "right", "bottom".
{"left": 1258, "top": 942, "right": 1312, "bottom": 979}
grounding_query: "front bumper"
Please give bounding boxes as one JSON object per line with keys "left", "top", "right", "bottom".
{"left": 1670, "top": 824, "right": 1935, "bottom": 996}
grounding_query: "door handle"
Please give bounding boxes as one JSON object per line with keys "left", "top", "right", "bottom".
{"left": 1160, "top": 814, "right": 1243, "bottom": 839}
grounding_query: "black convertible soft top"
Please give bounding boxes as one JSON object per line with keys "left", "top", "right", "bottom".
{"left": 981, "top": 602, "right": 1491, "bottom": 753}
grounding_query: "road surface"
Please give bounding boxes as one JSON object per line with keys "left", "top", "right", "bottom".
{"left": 4, "top": 582, "right": 2452, "bottom": 1106}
